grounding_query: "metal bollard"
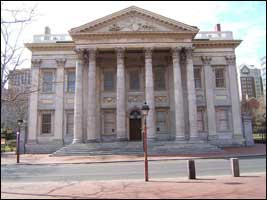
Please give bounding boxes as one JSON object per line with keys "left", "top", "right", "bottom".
{"left": 187, "top": 159, "right": 196, "bottom": 179}
{"left": 230, "top": 158, "right": 240, "bottom": 177}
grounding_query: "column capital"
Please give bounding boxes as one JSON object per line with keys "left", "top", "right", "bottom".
{"left": 225, "top": 55, "right": 236, "bottom": 65}
{"left": 144, "top": 47, "right": 154, "bottom": 59}
{"left": 56, "top": 58, "right": 66, "bottom": 67}
{"left": 31, "top": 59, "right": 42, "bottom": 68}
{"left": 74, "top": 47, "right": 86, "bottom": 60}
{"left": 115, "top": 47, "right": 125, "bottom": 60}
{"left": 171, "top": 46, "right": 182, "bottom": 53}
{"left": 201, "top": 56, "right": 212, "bottom": 65}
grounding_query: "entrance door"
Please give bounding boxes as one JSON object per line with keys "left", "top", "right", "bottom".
{"left": 130, "top": 118, "right": 142, "bottom": 141}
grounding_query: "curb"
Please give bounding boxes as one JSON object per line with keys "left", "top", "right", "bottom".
{"left": 1, "top": 154, "right": 266, "bottom": 166}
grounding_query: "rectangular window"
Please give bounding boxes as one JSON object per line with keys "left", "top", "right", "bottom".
{"left": 216, "top": 108, "right": 230, "bottom": 131}
{"left": 66, "top": 112, "right": 74, "bottom": 135}
{"left": 104, "top": 71, "right": 114, "bottom": 91}
{"left": 215, "top": 68, "right": 225, "bottom": 88}
{"left": 21, "top": 73, "right": 26, "bottom": 84}
{"left": 194, "top": 68, "right": 202, "bottom": 88}
{"left": 42, "top": 72, "right": 54, "bottom": 93}
{"left": 67, "top": 71, "right": 75, "bottom": 93}
{"left": 41, "top": 113, "right": 52, "bottom": 134}
{"left": 129, "top": 70, "right": 140, "bottom": 90}
{"left": 197, "top": 109, "right": 205, "bottom": 131}
{"left": 154, "top": 67, "right": 166, "bottom": 90}
{"left": 156, "top": 110, "right": 168, "bottom": 133}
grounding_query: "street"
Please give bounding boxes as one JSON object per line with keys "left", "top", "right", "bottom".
{"left": 1, "top": 156, "right": 266, "bottom": 182}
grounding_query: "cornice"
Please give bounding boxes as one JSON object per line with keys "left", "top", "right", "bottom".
{"left": 25, "top": 42, "right": 75, "bottom": 52}
{"left": 193, "top": 40, "right": 242, "bottom": 49}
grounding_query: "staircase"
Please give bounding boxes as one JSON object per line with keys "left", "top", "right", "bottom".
{"left": 52, "top": 140, "right": 223, "bottom": 156}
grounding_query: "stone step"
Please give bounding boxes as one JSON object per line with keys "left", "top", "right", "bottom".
{"left": 52, "top": 141, "right": 223, "bottom": 156}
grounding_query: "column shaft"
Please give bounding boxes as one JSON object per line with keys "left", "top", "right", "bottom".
{"left": 87, "top": 49, "right": 97, "bottom": 141}
{"left": 116, "top": 48, "right": 126, "bottom": 140}
{"left": 172, "top": 47, "right": 185, "bottom": 140}
{"left": 185, "top": 48, "right": 199, "bottom": 139}
{"left": 145, "top": 48, "right": 155, "bottom": 139}
{"left": 73, "top": 52, "right": 84, "bottom": 144}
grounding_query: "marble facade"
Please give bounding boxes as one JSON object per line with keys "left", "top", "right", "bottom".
{"left": 25, "top": 6, "right": 246, "bottom": 153}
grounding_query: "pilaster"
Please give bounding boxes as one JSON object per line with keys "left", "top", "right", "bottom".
{"left": 201, "top": 56, "right": 217, "bottom": 138}
{"left": 28, "top": 59, "right": 41, "bottom": 144}
{"left": 225, "top": 55, "right": 243, "bottom": 139}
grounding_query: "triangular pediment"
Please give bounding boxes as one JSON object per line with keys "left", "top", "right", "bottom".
{"left": 69, "top": 6, "right": 199, "bottom": 34}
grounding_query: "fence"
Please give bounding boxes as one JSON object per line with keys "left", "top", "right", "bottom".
{"left": 253, "top": 124, "right": 266, "bottom": 144}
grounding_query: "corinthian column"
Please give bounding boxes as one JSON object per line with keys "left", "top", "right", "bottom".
{"left": 225, "top": 56, "right": 243, "bottom": 139}
{"left": 185, "top": 48, "right": 199, "bottom": 140}
{"left": 172, "top": 47, "right": 185, "bottom": 140}
{"left": 28, "top": 59, "right": 41, "bottom": 144}
{"left": 144, "top": 47, "right": 155, "bottom": 140}
{"left": 202, "top": 56, "right": 217, "bottom": 138}
{"left": 116, "top": 48, "right": 127, "bottom": 140}
{"left": 54, "top": 58, "right": 66, "bottom": 143}
{"left": 87, "top": 48, "right": 97, "bottom": 142}
{"left": 72, "top": 49, "right": 84, "bottom": 144}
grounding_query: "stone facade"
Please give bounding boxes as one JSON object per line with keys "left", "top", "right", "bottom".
{"left": 25, "top": 6, "right": 247, "bottom": 153}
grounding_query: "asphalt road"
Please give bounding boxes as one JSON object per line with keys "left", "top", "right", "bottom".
{"left": 1, "top": 156, "right": 266, "bottom": 182}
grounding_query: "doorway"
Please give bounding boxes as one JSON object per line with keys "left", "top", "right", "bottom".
{"left": 129, "top": 110, "right": 142, "bottom": 141}
{"left": 130, "top": 118, "right": 142, "bottom": 141}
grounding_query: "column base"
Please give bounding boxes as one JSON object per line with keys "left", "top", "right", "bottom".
{"left": 72, "top": 139, "right": 83, "bottom": 144}
{"left": 208, "top": 134, "right": 218, "bottom": 141}
{"left": 175, "top": 136, "right": 186, "bottom": 141}
{"left": 27, "top": 139, "right": 37, "bottom": 144}
{"left": 86, "top": 138, "right": 101, "bottom": 143}
{"left": 189, "top": 136, "right": 201, "bottom": 141}
{"left": 117, "top": 137, "right": 128, "bottom": 142}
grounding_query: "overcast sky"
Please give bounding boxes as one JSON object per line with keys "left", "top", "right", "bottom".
{"left": 3, "top": 1, "right": 266, "bottom": 69}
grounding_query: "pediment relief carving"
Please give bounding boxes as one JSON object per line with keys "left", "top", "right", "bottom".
{"left": 70, "top": 6, "right": 199, "bottom": 35}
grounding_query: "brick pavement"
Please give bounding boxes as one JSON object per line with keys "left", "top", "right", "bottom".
{"left": 1, "top": 174, "right": 266, "bottom": 199}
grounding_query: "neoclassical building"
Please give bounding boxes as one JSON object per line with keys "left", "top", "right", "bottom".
{"left": 25, "top": 6, "right": 246, "bottom": 154}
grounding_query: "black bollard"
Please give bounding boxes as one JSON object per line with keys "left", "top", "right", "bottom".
{"left": 230, "top": 158, "right": 240, "bottom": 177}
{"left": 187, "top": 159, "right": 196, "bottom": 179}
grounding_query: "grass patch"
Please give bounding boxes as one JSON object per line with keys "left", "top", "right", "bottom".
{"left": 1, "top": 139, "right": 16, "bottom": 152}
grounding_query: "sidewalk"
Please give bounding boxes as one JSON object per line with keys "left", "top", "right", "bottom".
{"left": 1, "top": 144, "right": 266, "bottom": 165}
{"left": 1, "top": 174, "right": 266, "bottom": 199}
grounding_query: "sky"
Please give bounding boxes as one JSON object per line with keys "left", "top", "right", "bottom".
{"left": 2, "top": 1, "right": 266, "bottom": 69}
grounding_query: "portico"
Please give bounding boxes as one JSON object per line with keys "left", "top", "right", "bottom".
{"left": 71, "top": 45, "right": 197, "bottom": 143}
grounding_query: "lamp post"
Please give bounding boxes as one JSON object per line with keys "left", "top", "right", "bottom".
{"left": 16, "top": 119, "right": 23, "bottom": 164}
{"left": 141, "top": 102, "right": 150, "bottom": 182}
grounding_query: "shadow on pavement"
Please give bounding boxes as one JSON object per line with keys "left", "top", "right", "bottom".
{"left": 1, "top": 191, "right": 87, "bottom": 199}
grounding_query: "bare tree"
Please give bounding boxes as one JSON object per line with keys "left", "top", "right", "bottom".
{"left": 1, "top": 2, "right": 37, "bottom": 130}
{"left": 1, "top": 2, "right": 37, "bottom": 95}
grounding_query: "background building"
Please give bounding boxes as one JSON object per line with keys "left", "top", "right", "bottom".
{"left": 1, "top": 69, "right": 31, "bottom": 130}
{"left": 239, "top": 64, "right": 263, "bottom": 100}
{"left": 8, "top": 68, "right": 31, "bottom": 91}
{"left": 260, "top": 56, "right": 266, "bottom": 105}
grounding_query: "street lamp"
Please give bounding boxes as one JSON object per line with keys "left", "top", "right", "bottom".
{"left": 16, "top": 119, "right": 23, "bottom": 164}
{"left": 141, "top": 102, "right": 150, "bottom": 182}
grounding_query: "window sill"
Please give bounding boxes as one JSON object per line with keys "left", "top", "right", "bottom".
{"left": 40, "top": 92, "right": 55, "bottom": 94}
